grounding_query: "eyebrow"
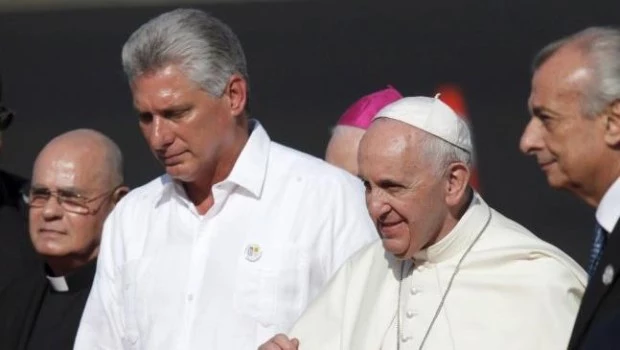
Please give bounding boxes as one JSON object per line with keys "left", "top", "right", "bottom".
{"left": 377, "top": 179, "right": 404, "bottom": 188}
{"left": 135, "top": 103, "right": 192, "bottom": 114}
{"left": 30, "top": 185, "right": 85, "bottom": 195}
{"left": 531, "top": 106, "right": 559, "bottom": 117}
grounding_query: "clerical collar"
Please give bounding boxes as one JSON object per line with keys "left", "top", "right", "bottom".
{"left": 45, "top": 259, "right": 97, "bottom": 293}
{"left": 412, "top": 192, "right": 491, "bottom": 263}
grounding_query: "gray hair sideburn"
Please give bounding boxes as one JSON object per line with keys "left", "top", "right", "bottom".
{"left": 417, "top": 117, "right": 474, "bottom": 177}
{"left": 121, "top": 8, "right": 249, "bottom": 99}
{"left": 533, "top": 27, "right": 620, "bottom": 118}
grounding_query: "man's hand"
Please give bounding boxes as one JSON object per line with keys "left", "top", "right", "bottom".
{"left": 258, "top": 334, "right": 300, "bottom": 350}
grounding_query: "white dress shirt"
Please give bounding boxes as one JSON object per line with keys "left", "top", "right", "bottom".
{"left": 596, "top": 177, "right": 620, "bottom": 234}
{"left": 73, "top": 121, "right": 378, "bottom": 350}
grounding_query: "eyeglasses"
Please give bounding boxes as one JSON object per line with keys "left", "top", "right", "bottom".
{"left": 25, "top": 185, "right": 120, "bottom": 215}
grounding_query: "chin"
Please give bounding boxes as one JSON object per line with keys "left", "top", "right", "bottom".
{"left": 165, "top": 165, "right": 195, "bottom": 182}
{"left": 382, "top": 239, "right": 409, "bottom": 259}
{"left": 35, "top": 244, "right": 68, "bottom": 257}
{"left": 545, "top": 174, "right": 571, "bottom": 191}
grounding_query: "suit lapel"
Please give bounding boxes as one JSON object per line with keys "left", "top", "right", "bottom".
{"left": 570, "top": 224, "right": 620, "bottom": 348}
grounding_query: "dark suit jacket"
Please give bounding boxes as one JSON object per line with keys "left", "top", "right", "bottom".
{"left": 569, "top": 221, "right": 620, "bottom": 349}
{"left": 0, "top": 169, "right": 39, "bottom": 290}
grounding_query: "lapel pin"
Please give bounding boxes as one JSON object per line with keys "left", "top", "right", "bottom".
{"left": 603, "top": 264, "right": 614, "bottom": 286}
{"left": 244, "top": 244, "right": 262, "bottom": 262}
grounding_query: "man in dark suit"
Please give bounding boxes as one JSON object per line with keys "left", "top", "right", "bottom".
{"left": 520, "top": 27, "right": 620, "bottom": 349}
{"left": 0, "top": 129, "right": 128, "bottom": 350}
{"left": 0, "top": 78, "right": 39, "bottom": 291}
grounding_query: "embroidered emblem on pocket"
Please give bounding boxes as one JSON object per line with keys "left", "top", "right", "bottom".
{"left": 245, "top": 244, "right": 262, "bottom": 262}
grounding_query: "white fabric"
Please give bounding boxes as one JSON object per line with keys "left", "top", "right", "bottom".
{"left": 596, "top": 177, "right": 620, "bottom": 234}
{"left": 73, "top": 121, "right": 378, "bottom": 350}
{"left": 46, "top": 275, "right": 69, "bottom": 292}
{"left": 289, "top": 193, "right": 587, "bottom": 350}
{"left": 372, "top": 96, "right": 472, "bottom": 153}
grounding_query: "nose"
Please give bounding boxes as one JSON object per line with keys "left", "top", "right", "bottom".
{"left": 41, "top": 196, "right": 64, "bottom": 221}
{"left": 519, "top": 118, "right": 544, "bottom": 155}
{"left": 149, "top": 116, "right": 174, "bottom": 152}
{"left": 366, "top": 189, "right": 391, "bottom": 222}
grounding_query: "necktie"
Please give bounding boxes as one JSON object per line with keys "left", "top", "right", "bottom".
{"left": 587, "top": 222, "right": 608, "bottom": 278}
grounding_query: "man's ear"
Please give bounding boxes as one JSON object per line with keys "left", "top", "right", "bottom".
{"left": 603, "top": 100, "right": 620, "bottom": 147}
{"left": 111, "top": 186, "right": 130, "bottom": 205}
{"left": 444, "top": 162, "right": 470, "bottom": 207}
{"left": 224, "top": 74, "right": 248, "bottom": 118}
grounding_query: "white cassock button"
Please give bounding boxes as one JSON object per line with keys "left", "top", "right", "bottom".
{"left": 406, "top": 310, "right": 416, "bottom": 318}
{"left": 410, "top": 287, "right": 420, "bottom": 295}
{"left": 603, "top": 265, "right": 615, "bottom": 285}
{"left": 245, "top": 244, "right": 262, "bottom": 262}
{"left": 187, "top": 294, "right": 194, "bottom": 302}
{"left": 401, "top": 335, "right": 411, "bottom": 343}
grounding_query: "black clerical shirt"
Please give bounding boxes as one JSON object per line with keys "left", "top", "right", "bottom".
{"left": 0, "top": 259, "right": 96, "bottom": 350}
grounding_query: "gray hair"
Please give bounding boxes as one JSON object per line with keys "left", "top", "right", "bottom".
{"left": 121, "top": 8, "right": 249, "bottom": 99}
{"left": 417, "top": 118, "right": 474, "bottom": 177}
{"left": 533, "top": 26, "right": 620, "bottom": 117}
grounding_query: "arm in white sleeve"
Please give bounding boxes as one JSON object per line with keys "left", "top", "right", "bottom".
{"left": 323, "top": 172, "right": 378, "bottom": 275}
{"left": 74, "top": 206, "right": 127, "bottom": 349}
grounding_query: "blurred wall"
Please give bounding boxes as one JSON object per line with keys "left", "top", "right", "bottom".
{"left": 0, "top": 0, "right": 617, "bottom": 266}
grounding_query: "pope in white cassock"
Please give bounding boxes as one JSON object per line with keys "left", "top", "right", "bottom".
{"left": 259, "top": 96, "right": 588, "bottom": 350}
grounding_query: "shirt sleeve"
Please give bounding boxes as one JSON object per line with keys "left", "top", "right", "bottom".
{"left": 289, "top": 257, "right": 353, "bottom": 350}
{"left": 74, "top": 205, "right": 127, "bottom": 350}
{"left": 321, "top": 173, "right": 378, "bottom": 277}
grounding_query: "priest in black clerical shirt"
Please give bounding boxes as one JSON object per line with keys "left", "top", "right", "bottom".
{"left": 0, "top": 129, "right": 128, "bottom": 350}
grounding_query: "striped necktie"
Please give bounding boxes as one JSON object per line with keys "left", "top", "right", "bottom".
{"left": 587, "top": 222, "right": 608, "bottom": 278}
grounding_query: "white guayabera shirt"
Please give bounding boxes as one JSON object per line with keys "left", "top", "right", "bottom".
{"left": 73, "top": 121, "right": 378, "bottom": 350}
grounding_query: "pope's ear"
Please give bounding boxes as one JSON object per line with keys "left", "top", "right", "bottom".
{"left": 444, "top": 162, "right": 470, "bottom": 207}
{"left": 603, "top": 100, "right": 620, "bottom": 147}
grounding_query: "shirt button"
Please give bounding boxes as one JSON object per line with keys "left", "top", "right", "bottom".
{"left": 187, "top": 294, "right": 194, "bottom": 302}
{"left": 401, "top": 335, "right": 411, "bottom": 343}
{"left": 406, "top": 310, "right": 416, "bottom": 318}
{"left": 410, "top": 287, "right": 420, "bottom": 295}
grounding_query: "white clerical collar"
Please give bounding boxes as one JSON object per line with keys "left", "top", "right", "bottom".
{"left": 596, "top": 177, "right": 620, "bottom": 234}
{"left": 46, "top": 275, "right": 69, "bottom": 292}
{"left": 412, "top": 192, "right": 491, "bottom": 263}
{"left": 44, "top": 259, "right": 98, "bottom": 293}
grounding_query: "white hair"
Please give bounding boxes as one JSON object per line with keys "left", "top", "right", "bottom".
{"left": 121, "top": 8, "right": 249, "bottom": 100}
{"left": 533, "top": 26, "right": 620, "bottom": 117}
{"left": 416, "top": 117, "right": 474, "bottom": 176}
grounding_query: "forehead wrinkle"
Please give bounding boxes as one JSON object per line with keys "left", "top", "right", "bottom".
{"left": 360, "top": 120, "right": 422, "bottom": 180}
{"left": 133, "top": 64, "right": 197, "bottom": 110}
{"left": 33, "top": 131, "right": 117, "bottom": 191}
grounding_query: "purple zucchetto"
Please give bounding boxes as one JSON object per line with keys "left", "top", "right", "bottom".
{"left": 336, "top": 86, "right": 403, "bottom": 129}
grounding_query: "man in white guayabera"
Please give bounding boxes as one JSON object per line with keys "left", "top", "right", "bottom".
{"left": 74, "top": 8, "right": 377, "bottom": 350}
